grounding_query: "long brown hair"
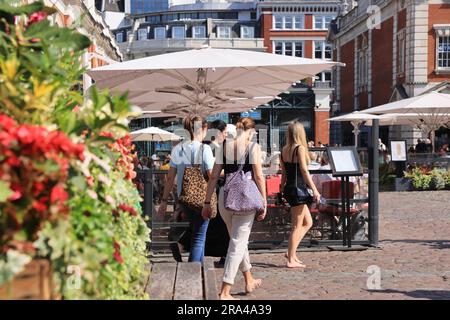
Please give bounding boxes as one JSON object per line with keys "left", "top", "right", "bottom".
{"left": 285, "top": 121, "right": 310, "bottom": 164}
{"left": 183, "top": 115, "right": 207, "bottom": 140}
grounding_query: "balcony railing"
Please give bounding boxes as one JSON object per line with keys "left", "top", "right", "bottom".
{"left": 118, "top": 37, "right": 266, "bottom": 54}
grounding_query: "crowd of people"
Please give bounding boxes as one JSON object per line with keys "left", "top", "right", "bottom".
{"left": 152, "top": 116, "right": 320, "bottom": 300}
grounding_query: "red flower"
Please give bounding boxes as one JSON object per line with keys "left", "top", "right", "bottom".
{"left": 86, "top": 176, "right": 94, "bottom": 187}
{"left": 118, "top": 203, "right": 137, "bottom": 216}
{"left": 8, "top": 190, "right": 22, "bottom": 201}
{"left": 113, "top": 251, "right": 124, "bottom": 264}
{"left": 0, "top": 115, "right": 17, "bottom": 131}
{"left": 32, "top": 201, "right": 47, "bottom": 212}
{"left": 50, "top": 184, "right": 68, "bottom": 203}
{"left": 27, "top": 11, "right": 48, "bottom": 26}
{"left": 6, "top": 154, "right": 20, "bottom": 167}
{"left": 113, "top": 241, "right": 124, "bottom": 264}
{"left": 73, "top": 105, "right": 80, "bottom": 113}
{"left": 32, "top": 181, "right": 46, "bottom": 197}
{"left": 100, "top": 132, "right": 114, "bottom": 138}
{"left": 17, "top": 126, "right": 34, "bottom": 144}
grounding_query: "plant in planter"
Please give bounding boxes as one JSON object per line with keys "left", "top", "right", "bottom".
{"left": 444, "top": 171, "right": 450, "bottom": 190}
{"left": 430, "top": 169, "right": 446, "bottom": 191}
{"left": 1, "top": 1, "right": 151, "bottom": 299}
{"left": 0, "top": 114, "right": 84, "bottom": 285}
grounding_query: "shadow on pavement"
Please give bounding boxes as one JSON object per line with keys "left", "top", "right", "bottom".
{"left": 381, "top": 239, "right": 450, "bottom": 250}
{"left": 367, "top": 289, "right": 450, "bottom": 300}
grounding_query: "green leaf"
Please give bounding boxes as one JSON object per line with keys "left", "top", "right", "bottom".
{"left": 71, "top": 175, "right": 87, "bottom": 191}
{"left": 0, "top": 181, "right": 13, "bottom": 202}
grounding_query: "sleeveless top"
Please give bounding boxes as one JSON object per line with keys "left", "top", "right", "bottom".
{"left": 282, "top": 145, "right": 306, "bottom": 187}
{"left": 223, "top": 140, "right": 253, "bottom": 176}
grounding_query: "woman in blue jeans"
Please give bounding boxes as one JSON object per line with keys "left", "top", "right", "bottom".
{"left": 157, "top": 116, "right": 214, "bottom": 262}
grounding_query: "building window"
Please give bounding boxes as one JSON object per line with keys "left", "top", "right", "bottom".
{"left": 274, "top": 15, "right": 283, "bottom": 29}
{"left": 437, "top": 35, "right": 450, "bottom": 69}
{"left": 315, "top": 71, "right": 332, "bottom": 82}
{"left": 154, "top": 27, "right": 166, "bottom": 39}
{"left": 137, "top": 28, "right": 147, "bottom": 41}
{"left": 172, "top": 26, "right": 185, "bottom": 39}
{"left": 294, "top": 41, "right": 303, "bottom": 57}
{"left": 116, "top": 32, "right": 123, "bottom": 43}
{"left": 314, "top": 41, "right": 332, "bottom": 60}
{"left": 241, "top": 26, "right": 254, "bottom": 38}
{"left": 314, "top": 15, "right": 333, "bottom": 30}
{"left": 217, "top": 26, "right": 231, "bottom": 39}
{"left": 273, "top": 15, "right": 304, "bottom": 30}
{"left": 275, "top": 41, "right": 283, "bottom": 55}
{"left": 274, "top": 41, "right": 303, "bottom": 57}
{"left": 193, "top": 26, "right": 206, "bottom": 38}
{"left": 358, "top": 44, "right": 368, "bottom": 89}
{"left": 397, "top": 32, "right": 406, "bottom": 74}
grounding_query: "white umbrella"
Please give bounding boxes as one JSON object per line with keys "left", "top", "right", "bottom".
{"left": 359, "top": 91, "right": 450, "bottom": 115}
{"left": 88, "top": 47, "right": 342, "bottom": 117}
{"left": 360, "top": 92, "right": 450, "bottom": 152}
{"left": 130, "top": 127, "right": 180, "bottom": 142}
{"left": 328, "top": 111, "right": 381, "bottom": 146}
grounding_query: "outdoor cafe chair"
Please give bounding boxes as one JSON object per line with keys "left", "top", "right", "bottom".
{"left": 317, "top": 180, "right": 359, "bottom": 240}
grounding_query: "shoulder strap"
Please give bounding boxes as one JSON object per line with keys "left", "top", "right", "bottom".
{"left": 292, "top": 145, "right": 301, "bottom": 162}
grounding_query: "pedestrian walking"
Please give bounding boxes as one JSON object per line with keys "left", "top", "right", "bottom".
{"left": 202, "top": 117, "right": 267, "bottom": 300}
{"left": 280, "top": 121, "right": 321, "bottom": 268}
{"left": 158, "top": 116, "right": 215, "bottom": 262}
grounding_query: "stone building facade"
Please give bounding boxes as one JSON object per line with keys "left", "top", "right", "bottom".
{"left": 328, "top": 0, "right": 450, "bottom": 147}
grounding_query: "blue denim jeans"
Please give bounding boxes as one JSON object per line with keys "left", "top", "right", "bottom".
{"left": 180, "top": 204, "right": 210, "bottom": 262}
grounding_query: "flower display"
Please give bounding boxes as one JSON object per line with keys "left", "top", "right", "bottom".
{"left": 0, "top": 114, "right": 84, "bottom": 253}
{"left": 0, "top": 1, "right": 150, "bottom": 299}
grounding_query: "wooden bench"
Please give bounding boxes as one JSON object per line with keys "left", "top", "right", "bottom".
{"left": 145, "top": 257, "right": 219, "bottom": 300}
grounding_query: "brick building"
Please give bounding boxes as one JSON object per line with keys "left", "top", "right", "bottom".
{"left": 328, "top": 0, "right": 450, "bottom": 147}
{"left": 257, "top": 0, "right": 341, "bottom": 146}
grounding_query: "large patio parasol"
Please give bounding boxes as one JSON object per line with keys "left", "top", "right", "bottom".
{"left": 360, "top": 91, "right": 450, "bottom": 152}
{"left": 130, "top": 127, "right": 180, "bottom": 142}
{"left": 88, "top": 47, "right": 341, "bottom": 117}
{"left": 328, "top": 111, "right": 381, "bottom": 146}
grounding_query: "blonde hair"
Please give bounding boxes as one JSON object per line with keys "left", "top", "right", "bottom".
{"left": 286, "top": 121, "right": 311, "bottom": 164}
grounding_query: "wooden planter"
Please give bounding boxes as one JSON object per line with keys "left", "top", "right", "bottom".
{"left": 0, "top": 259, "right": 53, "bottom": 300}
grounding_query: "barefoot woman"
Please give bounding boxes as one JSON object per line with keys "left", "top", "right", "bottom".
{"left": 280, "top": 121, "right": 320, "bottom": 268}
{"left": 202, "top": 118, "right": 266, "bottom": 299}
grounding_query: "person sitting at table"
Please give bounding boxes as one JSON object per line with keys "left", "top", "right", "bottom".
{"left": 439, "top": 144, "right": 449, "bottom": 157}
{"left": 159, "top": 158, "right": 171, "bottom": 171}
{"left": 312, "top": 153, "right": 334, "bottom": 195}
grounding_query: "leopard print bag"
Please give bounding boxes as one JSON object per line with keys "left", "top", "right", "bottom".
{"left": 178, "top": 145, "right": 217, "bottom": 218}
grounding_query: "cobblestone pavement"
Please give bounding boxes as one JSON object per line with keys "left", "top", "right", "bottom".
{"left": 214, "top": 191, "right": 450, "bottom": 300}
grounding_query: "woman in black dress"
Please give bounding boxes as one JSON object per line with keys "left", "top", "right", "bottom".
{"left": 280, "top": 121, "right": 321, "bottom": 268}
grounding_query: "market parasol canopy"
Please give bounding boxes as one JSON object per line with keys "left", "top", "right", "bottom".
{"left": 88, "top": 47, "right": 342, "bottom": 117}
{"left": 328, "top": 111, "right": 381, "bottom": 147}
{"left": 359, "top": 91, "right": 450, "bottom": 152}
{"left": 130, "top": 126, "right": 180, "bottom": 142}
{"left": 359, "top": 91, "right": 450, "bottom": 115}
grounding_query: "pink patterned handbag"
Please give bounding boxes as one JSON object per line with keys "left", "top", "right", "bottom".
{"left": 223, "top": 145, "right": 264, "bottom": 213}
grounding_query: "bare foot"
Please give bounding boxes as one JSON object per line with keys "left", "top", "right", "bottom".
{"left": 245, "top": 278, "right": 262, "bottom": 294}
{"left": 219, "top": 293, "right": 239, "bottom": 300}
{"left": 286, "top": 261, "right": 306, "bottom": 268}
{"left": 284, "top": 252, "right": 303, "bottom": 264}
